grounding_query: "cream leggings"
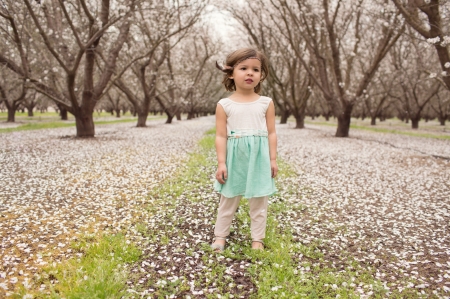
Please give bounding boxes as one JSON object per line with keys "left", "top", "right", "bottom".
{"left": 214, "top": 195, "right": 269, "bottom": 242}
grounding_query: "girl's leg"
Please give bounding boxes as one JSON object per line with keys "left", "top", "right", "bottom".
{"left": 248, "top": 196, "right": 269, "bottom": 248}
{"left": 213, "top": 195, "right": 242, "bottom": 243}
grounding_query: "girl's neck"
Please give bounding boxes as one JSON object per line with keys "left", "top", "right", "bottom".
{"left": 228, "top": 90, "right": 260, "bottom": 103}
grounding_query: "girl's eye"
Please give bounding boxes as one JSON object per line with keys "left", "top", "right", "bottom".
{"left": 254, "top": 69, "right": 260, "bottom": 72}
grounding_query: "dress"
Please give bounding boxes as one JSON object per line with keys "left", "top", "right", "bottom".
{"left": 213, "top": 96, "right": 277, "bottom": 198}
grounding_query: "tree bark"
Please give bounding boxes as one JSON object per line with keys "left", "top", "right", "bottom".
{"left": 166, "top": 114, "right": 174, "bottom": 124}
{"left": 335, "top": 104, "right": 353, "bottom": 137}
{"left": 58, "top": 104, "right": 68, "bottom": 120}
{"left": 280, "top": 110, "right": 290, "bottom": 124}
{"left": 176, "top": 111, "right": 181, "bottom": 121}
{"left": 371, "top": 116, "right": 376, "bottom": 126}
{"left": 75, "top": 113, "right": 95, "bottom": 137}
{"left": 115, "top": 109, "right": 121, "bottom": 118}
{"left": 411, "top": 117, "right": 420, "bottom": 129}
{"left": 136, "top": 112, "right": 148, "bottom": 127}
{"left": 7, "top": 107, "right": 16, "bottom": 122}
{"left": 295, "top": 114, "right": 305, "bottom": 129}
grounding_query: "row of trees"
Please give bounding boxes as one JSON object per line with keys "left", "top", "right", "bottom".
{"left": 0, "top": 0, "right": 223, "bottom": 136}
{"left": 1, "top": 0, "right": 449, "bottom": 137}
{"left": 224, "top": 0, "right": 450, "bottom": 135}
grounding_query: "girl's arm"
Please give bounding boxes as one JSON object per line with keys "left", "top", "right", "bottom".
{"left": 215, "top": 104, "right": 228, "bottom": 184}
{"left": 266, "top": 101, "right": 278, "bottom": 178}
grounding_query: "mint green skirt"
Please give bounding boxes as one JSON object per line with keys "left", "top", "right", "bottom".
{"left": 214, "top": 130, "right": 277, "bottom": 198}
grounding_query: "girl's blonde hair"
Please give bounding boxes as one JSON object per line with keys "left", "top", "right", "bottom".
{"left": 216, "top": 48, "right": 269, "bottom": 94}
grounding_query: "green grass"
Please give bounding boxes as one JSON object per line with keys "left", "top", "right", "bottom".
{"left": 300, "top": 117, "right": 450, "bottom": 140}
{"left": 127, "top": 128, "right": 395, "bottom": 298}
{"left": 0, "top": 116, "right": 169, "bottom": 134}
{"left": 0, "top": 111, "right": 129, "bottom": 120}
{"left": 349, "top": 125, "right": 450, "bottom": 140}
{"left": 0, "top": 119, "right": 139, "bottom": 134}
{"left": 13, "top": 234, "right": 141, "bottom": 299}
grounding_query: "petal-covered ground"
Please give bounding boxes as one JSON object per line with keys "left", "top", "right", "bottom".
{"left": 1, "top": 117, "right": 449, "bottom": 298}
{"left": 276, "top": 124, "right": 450, "bottom": 297}
{"left": 0, "top": 117, "right": 214, "bottom": 295}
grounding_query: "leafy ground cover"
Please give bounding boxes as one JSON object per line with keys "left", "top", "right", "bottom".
{"left": 304, "top": 117, "right": 449, "bottom": 140}
{"left": 0, "top": 112, "right": 164, "bottom": 133}
{"left": 0, "top": 117, "right": 449, "bottom": 298}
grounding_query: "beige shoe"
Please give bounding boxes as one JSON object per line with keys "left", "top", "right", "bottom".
{"left": 252, "top": 240, "right": 264, "bottom": 250}
{"left": 211, "top": 237, "right": 226, "bottom": 252}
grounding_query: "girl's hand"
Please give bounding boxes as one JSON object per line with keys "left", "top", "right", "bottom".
{"left": 216, "top": 163, "right": 228, "bottom": 184}
{"left": 271, "top": 160, "right": 278, "bottom": 178}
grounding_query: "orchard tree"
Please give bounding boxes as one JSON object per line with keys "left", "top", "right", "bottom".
{"left": 430, "top": 88, "right": 450, "bottom": 125}
{"left": 0, "top": 1, "right": 31, "bottom": 122}
{"left": 160, "top": 31, "right": 218, "bottom": 122}
{"left": 0, "top": 0, "right": 137, "bottom": 137}
{"left": 362, "top": 67, "right": 398, "bottom": 125}
{"left": 112, "top": 0, "right": 206, "bottom": 127}
{"left": 225, "top": 2, "right": 312, "bottom": 128}
{"left": 22, "top": 90, "right": 41, "bottom": 117}
{"left": 266, "top": 0, "right": 405, "bottom": 137}
{"left": 0, "top": 72, "right": 26, "bottom": 122}
{"left": 389, "top": 27, "right": 442, "bottom": 129}
{"left": 392, "top": 0, "right": 450, "bottom": 90}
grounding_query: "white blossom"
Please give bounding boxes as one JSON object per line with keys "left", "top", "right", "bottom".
{"left": 426, "top": 36, "right": 440, "bottom": 44}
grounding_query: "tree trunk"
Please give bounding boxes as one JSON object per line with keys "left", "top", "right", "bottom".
{"left": 166, "top": 114, "right": 174, "bottom": 124}
{"left": 176, "top": 111, "right": 181, "bottom": 121}
{"left": 136, "top": 112, "right": 148, "bottom": 127}
{"left": 27, "top": 107, "right": 34, "bottom": 117}
{"left": 59, "top": 107, "right": 69, "bottom": 120}
{"left": 411, "top": 118, "right": 419, "bottom": 129}
{"left": 371, "top": 116, "right": 376, "bottom": 126}
{"left": 75, "top": 113, "right": 95, "bottom": 137}
{"left": 187, "top": 112, "right": 195, "bottom": 120}
{"left": 438, "top": 117, "right": 445, "bottom": 126}
{"left": 294, "top": 115, "right": 304, "bottom": 129}
{"left": 7, "top": 107, "right": 15, "bottom": 122}
{"left": 335, "top": 104, "right": 353, "bottom": 137}
{"left": 280, "top": 110, "right": 290, "bottom": 124}
{"left": 115, "top": 109, "right": 121, "bottom": 118}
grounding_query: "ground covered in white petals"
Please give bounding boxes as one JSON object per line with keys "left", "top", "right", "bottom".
{"left": 0, "top": 117, "right": 214, "bottom": 296}
{"left": 1, "top": 117, "right": 449, "bottom": 298}
{"left": 277, "top": 123, "right": 450, "bottom": 297}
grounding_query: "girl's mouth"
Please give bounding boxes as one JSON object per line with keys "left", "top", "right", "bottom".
{"left": 245, "top": 79, "right": 253, "bottom": 83}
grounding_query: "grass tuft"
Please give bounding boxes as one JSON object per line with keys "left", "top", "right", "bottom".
{"left": 15, "top": 234, "right": 141, "bottom": 299}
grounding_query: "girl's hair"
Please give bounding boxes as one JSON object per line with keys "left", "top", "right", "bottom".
{"left": 216, "top": 48, "right": 269, "bottom": 94}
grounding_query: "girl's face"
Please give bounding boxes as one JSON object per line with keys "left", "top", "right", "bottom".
{"left": 229, "top": 58, "right": 262, "bottom": 92}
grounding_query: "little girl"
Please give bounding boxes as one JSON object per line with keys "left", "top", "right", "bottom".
{"left": 211, "top": 48, "right": 278, "bottom": 251}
